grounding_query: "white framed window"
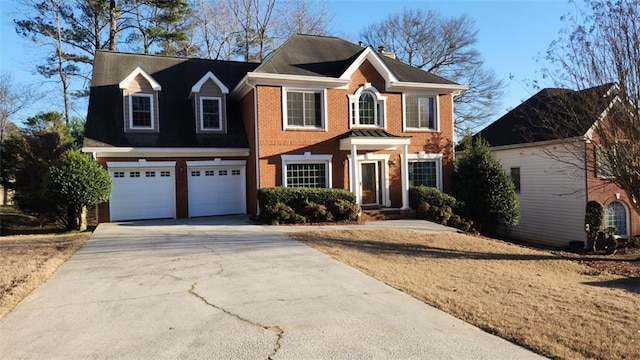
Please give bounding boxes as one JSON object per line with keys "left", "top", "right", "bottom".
{"left": 113, "top": 172, "right": 125, "bottom": 178}
{"left": 145, "top": 171, "right": 156, "bottom": 177}
{"left": 348, "top": 83, "right": 387, "bottom": 128}
{"left": 160, "top": 171, "right": 171, "bottom": 177}
{"left": 191, "top": 171, "right": 200, "bottom": 177}
{"left": 199, "top": 96, "right": 222, "bottom": 130}
{"left": 129, "top": 93, "right": 154, "bottom": 129}
{"left": 283, "top": 88, "right": 325, "bottom": 129}
{"left": 129, "top": 171, "right": 140, "bottom": 178}
{"left": 403, "top": 153, "right": 443, "bottom": 191}
{"left": 606, "top": 201, "right": 629, "bottom": 236}
{"left": 281, "top": 153, "right": 332, "bottom": 188}
{"left": 404, "top": 94, "right": 438, "bottom": 130}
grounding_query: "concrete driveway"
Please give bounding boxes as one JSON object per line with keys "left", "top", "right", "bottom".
{"left": 0, "top": 217, "right": 544, "bottom": 359}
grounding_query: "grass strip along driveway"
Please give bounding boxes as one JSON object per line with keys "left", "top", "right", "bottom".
{"left": 292, "top": 230, "right": 640, "bottom": 360}
{"left": 0, "top": 233, "right": 91, "bottom": 319}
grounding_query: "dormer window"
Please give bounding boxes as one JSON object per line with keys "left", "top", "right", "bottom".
{"left": 200, "top": 97, "right": 222, "bottom": 130}
{"left": 191, "top": 71, "right": 228, "bottom": 133}
{"left": 130, "top": 94, "right": 154, "bottom": 129}
{"left": 349, "top": 83, "right": 386, "bottom": 128}
{"left": 119, "top": 67, "right": 161, "bottom": 133}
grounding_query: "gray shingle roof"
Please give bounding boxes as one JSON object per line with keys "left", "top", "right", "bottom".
{"left": 255, "top": 34, "right": 458, "bottom": 85}
{"left": 85, "top": 51, "right": 259, "bottom": 148}
{"left": 474, "top": 83, "right": 616, "bottom": 148}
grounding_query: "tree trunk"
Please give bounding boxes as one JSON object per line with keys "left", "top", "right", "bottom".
{"left": 67, "top": 205, "right": 87, "bottom": 231}
{"left": 109, "top": 0, "right": 118, "bottom": 51}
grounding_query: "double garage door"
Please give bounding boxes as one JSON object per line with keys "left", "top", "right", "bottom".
{"left": 108, "top": 161, "right": 246, "bottom": 221}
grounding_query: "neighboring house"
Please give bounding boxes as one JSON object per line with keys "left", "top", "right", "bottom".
{"left": 83, "top": 34, "right": 467, "bottom": 223}
{"left": 473, "top": 84, "right": 640, "bottom": 247}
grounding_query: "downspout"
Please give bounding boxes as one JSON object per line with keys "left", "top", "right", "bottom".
{"left": 247, "top": 79, "right": 261, "bottom": 215}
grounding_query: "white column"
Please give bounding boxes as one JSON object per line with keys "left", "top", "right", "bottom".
{"left": 351, "top": 143, "right": 360, "bottom": 205}
{"left": 401, "top": 143, "right": 409, "bottom": 209}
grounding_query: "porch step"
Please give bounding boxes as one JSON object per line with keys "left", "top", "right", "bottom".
{"left": 361, "top": 208, "right": 416, "bottom": 221}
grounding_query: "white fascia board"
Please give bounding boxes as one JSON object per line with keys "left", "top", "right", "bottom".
{"left": 83, "top": 147, "right": 250, "bottom": 158}
{"left": 119, "top": 66, "right": 162, "bottom": 91}
{"left": 191, "top": 71, "right": 229, "bottom": 94}
{"left": 246, "top": 72, "right": 349, "bottom": 88}
{"left": 339, "top": 137, "right": 411, "bottom": 150}
{"left": 107, "top": 160, "right": 176, "bottom": 168}
{"left": 387, "top": 81, "right": 469, "bottom": 94}
{"left": 186, "top": 159, "right": 247, "bottom": 167}
{"left": 340, "top": 47, "right": 399, "bottom": 84}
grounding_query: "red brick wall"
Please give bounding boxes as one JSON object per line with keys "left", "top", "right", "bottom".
{"left": 240, "top": 89, "right": 258, "bottom": 214}
{"left": 585, "top": 141, "right": 640, "bottom": 237}
{"left": 253, "top": 59, "right": 456, "bottom": 206}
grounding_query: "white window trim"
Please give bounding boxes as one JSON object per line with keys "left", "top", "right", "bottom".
{"left": 605, "top": 200, "right": 630, "bottom": 237}
{"left": 281, "top": 153, "right": 333, "bottom": 188}
{"left": 107, "top": 160, "right": 176, "bottom": 169}
{"left": 348, "top": 83, "right": 387, "bottom": 129}
{"left": 128, "top": 93, "right": 155, "bottom": 130}
{"left": 402, "top": 93, "right": 440, "bottom": 132}
{"left": 401, "top": 152, "right": 443, "bottom": 191}
{"left": 199, "top": 96, "right": 223, "bottom": 131}
{"left": 346, "top": 153, "right": 391, "bottom": 207}
{"left": 282, "top": 87, "right": 327, "bottom": 131}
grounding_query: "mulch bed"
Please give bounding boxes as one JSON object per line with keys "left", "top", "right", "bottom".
{"left": 558, "top": 250, "right": 640, "bottom": 278}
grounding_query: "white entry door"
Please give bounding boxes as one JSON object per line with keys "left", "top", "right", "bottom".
{"left": 188, "top": 166, "right": 246, "bottom": 217}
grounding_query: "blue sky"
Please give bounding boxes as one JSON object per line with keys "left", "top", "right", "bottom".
{"left": 0, "top": 0, "right": 575, "bottom": 125}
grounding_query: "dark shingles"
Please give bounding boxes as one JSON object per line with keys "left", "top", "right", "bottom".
{"left": 340, "top": 129, "right": 410, "bottom": 139}
{"left": 475, "top": 84, "right": 616, "bottom": 147}
{"left": 85, "top": 51, "right": 259, "bottom": 148}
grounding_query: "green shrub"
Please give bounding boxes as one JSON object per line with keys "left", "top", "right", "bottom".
{"left": 416, "top": 203, "right": 453, "bottom": 225}
{"left": 585, "top": 201, "right": 604, "bottom": 251}
{"left": 257, "top": 187, "right": 359, "bottom": 224}
{"left": 299, "top": 201, "right": 333, "bottom": 223}
{"left": 260, "top": 203, "right": 304, "bottom": 225}
{"left": 618, "top": 236, "right": 639, "bottom": 248}
{"left": 447, "top": 214, "right": 473, "bottom": 232}
{"left": 328, "top": 199, "right": 360, "bottom": 222}
{"left": 409, "top": 186, "right": 457, "bottom": 210}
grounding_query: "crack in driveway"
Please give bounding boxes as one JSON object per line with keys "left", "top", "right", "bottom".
{"left": 188, "top": 283, "right": 284, "bottom": 360}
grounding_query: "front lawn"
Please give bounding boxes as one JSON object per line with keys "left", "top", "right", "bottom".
{"left": 0, "top": 206, "right": 92, "bottom": 319}
{"left": 292, "top": 230, "right": 639, "bottom": 360}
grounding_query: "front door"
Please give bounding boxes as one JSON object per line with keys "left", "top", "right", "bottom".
{"left": 360, "top": 162, "right": 378, "bottom": 205}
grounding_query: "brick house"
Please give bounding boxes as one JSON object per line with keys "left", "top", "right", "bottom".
{"left": 474, "top": 84, "right": 640, "bottom": 247}
{"left": 83, "top": 34, "right": 467, "bottom": 222}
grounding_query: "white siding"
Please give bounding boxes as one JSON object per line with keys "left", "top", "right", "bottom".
{"left": 495, "top": 144, "right": 587, "bottom": 247}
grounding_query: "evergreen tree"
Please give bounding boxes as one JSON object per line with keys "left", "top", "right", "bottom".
{"left": 454, "top": 136, "right": 519, "bottom": 235}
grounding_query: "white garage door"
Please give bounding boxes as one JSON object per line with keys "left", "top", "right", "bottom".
{"left": 188, "top": 165, "right": 246, "bottom": 217}
{"left": 108, "top": 166, "right": 175, "bottom": 221}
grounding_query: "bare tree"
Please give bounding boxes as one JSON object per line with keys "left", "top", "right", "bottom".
{"left": 0, "top": 73, "right": 34, "bottom": 142}
{"left": 228, "top": 0, "right": 276, "bottom": 62}
{"left": 277, "top": 0, "right": 333, "bottom": 38}
{"left": 542, "top": 0, "right": 640, "bottom": 214}
{"left": 360, "top": 8, "right": 504, "bottom": 134}
{"left": 189, "top": 0, "right": 239, "bottom": 59}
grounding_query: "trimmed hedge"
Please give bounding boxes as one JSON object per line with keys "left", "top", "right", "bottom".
{"left": 257, "top": 187, "right": 359, "bottom": 224}
{"left": 409, "top": 186, "right": 457, "bottom": 210}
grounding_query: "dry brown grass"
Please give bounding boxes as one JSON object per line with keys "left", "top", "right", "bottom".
{"left": 0, "top": 233, "right": 90, "bottom": 319}
{"left": 292, "top": 230, "right": 640, "bottom": 360}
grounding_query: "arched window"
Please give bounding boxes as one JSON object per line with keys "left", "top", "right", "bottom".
{"left": 358, "top": 92, "right": 375, "bottom": 125}
{"left": 606, "top": 201, "right": 628, "bottom": 236}
{"left": 348, "top": 83, "right": 386, "bottom": 127}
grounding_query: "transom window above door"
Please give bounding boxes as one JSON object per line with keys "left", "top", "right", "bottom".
{"left": 405, "top": 95, "right": 437, "bottom": 130}
{"left": 284, "top": 89, "right": 324, "bottom": 129}
{"left": 349, "top": 83, "right": 386, "bottom": 128}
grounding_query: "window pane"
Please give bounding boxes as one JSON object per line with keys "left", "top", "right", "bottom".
{"left": 202, "top": 98, "right": 220, "bottom": 129}
{"left": 359, "top": 93, "right": 375, "bottom": 125}
{"left": 406, "top": 96, "right": 435, "bottom": 129}
{"left": 606, "top": 202, "right": 627, "bottom": 236}
{"left": 131, "top": 95, "right": 152, "bottom": 127}
{"left": 287, "top": 92, "right": 304, "bottom": 126}
{"left": 286, "top": 163, "right": 327, "bottom": 188}
{"left": 408, "top": 161, "right": 436, "bottom": 188}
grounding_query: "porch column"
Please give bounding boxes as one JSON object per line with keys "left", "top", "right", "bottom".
{"left": 351, "top": 143, "right": 360, "bottom": 204}
{"left": 401, "top": 143, "right": 409, "bottom": 209}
